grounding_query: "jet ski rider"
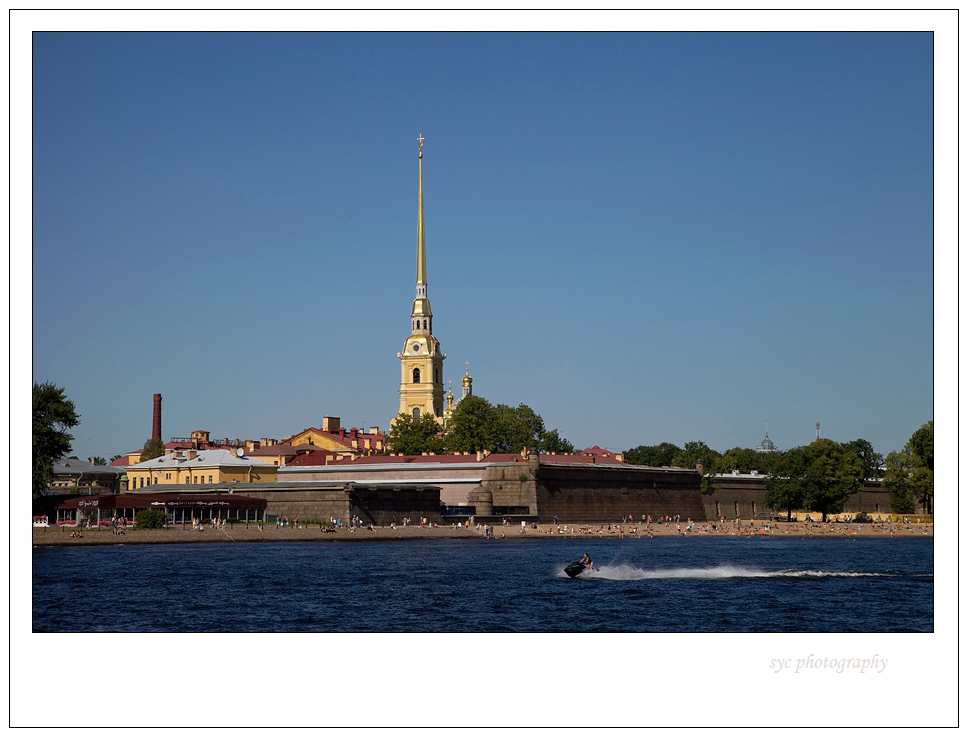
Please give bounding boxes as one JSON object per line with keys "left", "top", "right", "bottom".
{"left": 580, "top": 553, "right": 594, "bottom": 570}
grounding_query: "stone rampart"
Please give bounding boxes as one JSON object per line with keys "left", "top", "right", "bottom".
{"left": 704, "top": 476, "right": 892, "bottom": 520}
{"left": 531, "top": 464, "right": 706, "bottom": 523}
{"left": 223, "top": 482, "right": 443, "bottom": 525}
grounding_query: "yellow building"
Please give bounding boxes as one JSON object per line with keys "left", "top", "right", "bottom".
{"left": 398, "top": 135, "right": 446, "bottom": 422}
{"left": 284, "top": 417, "right": 386, "bottom": 455}
{"left": 126, "top": 448, "right": 278, "bottom": 489}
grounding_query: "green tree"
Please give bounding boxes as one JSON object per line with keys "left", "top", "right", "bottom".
{"left": 510, "top": 404, "right": 546, "bottom": 451}
{"left": 624, "top": 442, "right": 681, "bottom": 467}
{"left": 908, "top": 421, "right": 933, "bottom": 472}
{"left": 883, "top": 422, "right": 933, "bottom": 514}
{"left": 845, "top": 438, "right": 884, "bottom": 483}
{"left": 33, "top": 382, "right": 80, "bottom": 497}
{"left": 765, "top": 447, "right": 808, "bottom": 521}
{"left": 671, "top": 441, "right": 722, "bottom": 473}
{"left": 135, "top": 509, "right": 167, "bottom": 529}
{"left": 386, "top": 412, "right": 445, "bottom": 455}
{"left": 801, "top": 439, "right": 864, "bottom": 522}
{"left": 109, "top": 454, "right": 123, "bottom": 462}
{"left": 490, "top": 403, "right": 528, "bottom": 453}
{"left": 883, "top": 449, "right": 918, "bottom": 514}
{"left": 844, "top": 438, "right": 883, "bottom": 516}
{"left": 720, "top": 446, "right": 764, "bottom": 474}
{"left": 540, "top": 428, "right": 575, "bottom": 454}
{"left": 139, "top": 436, "right": 166, "bottom": 462}
{"left": 446, "top": 396, "right": 558, "bottom": 454}
{"left": 91, "top": 456, "right": 107, "bottom": 466}
{"left": 446, "top": 395, "right": 496, "bottom": 453}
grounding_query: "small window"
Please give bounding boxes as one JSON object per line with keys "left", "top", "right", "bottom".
{"left": 413, "top": 407, "right": 420, "bottom": 421}
{"left": 413, "top": 368, "right": 421, "bottom": 383}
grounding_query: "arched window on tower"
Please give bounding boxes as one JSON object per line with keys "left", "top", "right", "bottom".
{"left": 413, "top": 407, "right": 420, "bottom": 421}
{"left": 423, "top": 319, "right": 428, "bottom": 330}
{"left": 413, "top": 368, "right": 421, "bottom": 383}
{"left": 434, "top": 368, "right": 439, "bottom": 384}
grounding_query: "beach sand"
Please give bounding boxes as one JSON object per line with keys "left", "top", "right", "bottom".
{"left": 32, "top": 519, "right": 933, "bottom": 546}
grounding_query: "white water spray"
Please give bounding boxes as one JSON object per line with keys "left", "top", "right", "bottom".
{"left": 559, "top": 563, "right": 891, "bottom": 580}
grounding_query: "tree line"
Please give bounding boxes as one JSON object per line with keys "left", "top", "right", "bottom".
{"left": 386, "top": 395, "right": 575, "bottom": 456}
{"left": 624, "top": 422, "right": 933, "bottom": 520}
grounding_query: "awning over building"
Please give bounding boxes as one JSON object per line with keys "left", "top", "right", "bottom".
{"left": 54, "top": 493, "right": 266, "bottom": 511}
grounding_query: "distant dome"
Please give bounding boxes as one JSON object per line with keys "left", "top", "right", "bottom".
{"left": 756, "top": 434, "right": 776, "bottom": 452}
{"left": 462, "top": 373, "right": 472, "bottom": 386}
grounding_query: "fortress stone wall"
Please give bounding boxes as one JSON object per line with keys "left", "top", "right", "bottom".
{"left": 704, "top": 475, "right": 892, "bottom": 521}
{"left": 529, "top": 463, "right": 707, "bottom": 522}
{"left": 197, "top": 482, "right": 444, "bottom": 526}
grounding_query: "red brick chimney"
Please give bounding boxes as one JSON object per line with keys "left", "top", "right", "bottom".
{"left": 152, "top": 393, "right": 162, "bottom": 440}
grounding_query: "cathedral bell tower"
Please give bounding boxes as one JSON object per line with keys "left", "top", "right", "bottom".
{"left": 398, "top": 135, "right": 446, "bottom": 422}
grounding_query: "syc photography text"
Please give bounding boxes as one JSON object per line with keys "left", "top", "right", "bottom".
{"left": 770, "top": 655, "right": 888, "bottom": 674}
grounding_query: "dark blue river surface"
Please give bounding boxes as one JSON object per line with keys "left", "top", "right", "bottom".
{"left": 32, "top": 536, "right": 932, "bottom": 632}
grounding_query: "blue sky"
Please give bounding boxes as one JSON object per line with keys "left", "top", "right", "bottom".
{"left": 29, "top": 29, "right": 940, "bottom": 461}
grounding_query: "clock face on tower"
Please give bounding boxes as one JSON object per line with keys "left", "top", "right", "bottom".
{"left": 411, "top": 343, "right": 421, "bottom": 354}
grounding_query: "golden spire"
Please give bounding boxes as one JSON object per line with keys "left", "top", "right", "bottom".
{"left": 416, "top": 134, "right": 426, "bottom": 286}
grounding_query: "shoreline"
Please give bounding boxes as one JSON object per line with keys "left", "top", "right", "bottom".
{"left": 32, "top": 520, "right": 933, "bottom": 547}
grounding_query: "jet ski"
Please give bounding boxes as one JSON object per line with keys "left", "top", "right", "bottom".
{"left": 564, "top": 561, "right": 586, "bottom": 578}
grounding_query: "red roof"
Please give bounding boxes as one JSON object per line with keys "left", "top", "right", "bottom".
{"left": 247, "top": 443, "right": 298, "bottom": 458}
{"left": 287, "top": 450, "right": 345, "bottom": 466}
{"left": 286, "top": 426, "right": 387, "bottom": 447}
{"left": 542, "top": 453, "right": 626, "bottom": 466}
{"left": 306, "top": 451, "right": 626, "bottom": 467}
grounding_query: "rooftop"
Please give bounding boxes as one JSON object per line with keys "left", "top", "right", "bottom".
{"left": 126, "top": 449, "right": 274, "bottom": 470}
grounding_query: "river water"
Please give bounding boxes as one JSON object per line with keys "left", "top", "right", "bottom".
{"left": 33, "top": 536, "right": 932, "bottom": 632}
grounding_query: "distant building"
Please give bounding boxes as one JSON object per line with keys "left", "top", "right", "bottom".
{"left": 755, "top": 422, "right": 779, "bottom": 453}
{"left": 165, "top": 430, "right": 277, "bottom": 455}
{"left": 283, "top": 417, "right": 386, "bottom": 456}
{"left": 126, "top": 448, "right": 278, "bottom": 489}
{"left": 578, "top": 445, "right": 626, "bottom": 462}
{"left": 48, "top": 458, "right": 124, "bottom": 494}
{"left": 246, "top": 436, "right": 374, "bottom": 467}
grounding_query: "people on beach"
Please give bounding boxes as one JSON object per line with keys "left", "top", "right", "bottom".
{"left": 45, "top": 517, "right": 932, "bottom": 544}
